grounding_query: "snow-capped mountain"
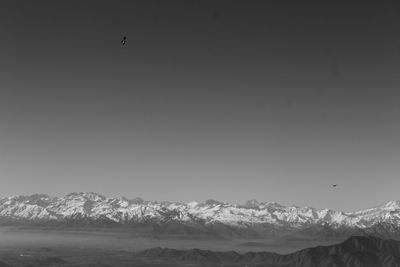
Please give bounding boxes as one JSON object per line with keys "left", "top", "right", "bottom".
{"left": 1, "top": 192, "right": 400, "bottom": 237}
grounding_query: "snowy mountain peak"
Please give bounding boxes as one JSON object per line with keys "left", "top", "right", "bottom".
{"left": 187, "top": 201, "right": 199, "bottom": 207}
{"left": 5, "top": 194, "right": 54, "bottom": 207}
{"left": 202, "top": 199, "right": 225, "bottom": 206}
{"left": 65, "top": 192, "right": 106, "bottom": 202}
{"left": 130, "top": 197, "right": 146, "bottom": 204}
{"left": 381, "top": 200, "right": 400, "bottom": 210}
{"left": 243, "top": 199, "right": 260, "bottom": 208}
{"left": 263, "top": 201, "right": 283, "bottom": 208}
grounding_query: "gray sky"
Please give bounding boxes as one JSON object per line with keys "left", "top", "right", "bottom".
{"left": 1, "top": 0, "right": 400, "bottom": 212}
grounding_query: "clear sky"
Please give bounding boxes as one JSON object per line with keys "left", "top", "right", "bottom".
{"left": 1, "top": 0, "right": 400, "bottom": 212}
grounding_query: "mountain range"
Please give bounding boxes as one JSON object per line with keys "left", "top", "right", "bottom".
{"left": 1, "top": 192, "right": 400, "bottom": 239}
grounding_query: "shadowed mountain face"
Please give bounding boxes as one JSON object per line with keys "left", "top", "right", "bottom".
{"left": 139, "top": 236, "right": 400, "bottom": 267}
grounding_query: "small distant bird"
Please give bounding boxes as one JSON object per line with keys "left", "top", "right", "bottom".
{"left": 332, "top": 184, "right": 338, "bottom": 187}
{"left": 121, "top": 36, "right": 127, "bottom": 46}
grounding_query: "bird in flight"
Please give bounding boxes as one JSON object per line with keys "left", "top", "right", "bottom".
{"left": 121, "top": 36, "right": 127, "bottom": 46}
{"left": 332, "top": 184, "right": 338, "bottom": 187}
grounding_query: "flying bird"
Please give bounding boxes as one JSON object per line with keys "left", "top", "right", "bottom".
{"left": 332, "top": 184, "right": 338, "bottom": 187}
{"left": 121, "top": 36, "right": 127, "bottom": 46}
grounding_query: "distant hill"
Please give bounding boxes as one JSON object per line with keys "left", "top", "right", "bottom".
{"left": 139, "top": 235, "right": 400, "bottom": 266}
